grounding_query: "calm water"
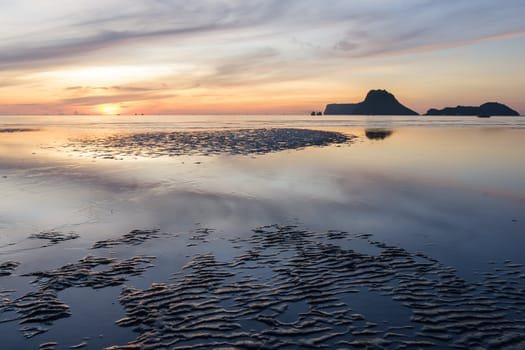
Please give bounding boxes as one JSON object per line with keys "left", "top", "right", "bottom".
{"left": 1, "top": 115, "right": 525, "bottom": 349}
{"left": 1, "top": 114, "right": 525, "bottom": 130}
{"left": 1, "top": 115, "right": 524, "bottom": 278}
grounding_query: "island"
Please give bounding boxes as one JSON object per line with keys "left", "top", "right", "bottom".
{"left": 324, "top": 89, "right": 419, "bottom": 115}
{"left": 426, "top": 102, "right": 519, "bottom": 116}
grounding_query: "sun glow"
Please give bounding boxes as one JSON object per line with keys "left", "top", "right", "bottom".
{"left": 98, "top": 104, "right": 121, "bottom": 115}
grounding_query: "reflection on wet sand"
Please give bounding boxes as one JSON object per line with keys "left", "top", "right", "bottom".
{"left": 0, "top": 128, "right": 39, "bottom": 133}
{"left": 365, "top": 128, "right": 394, "bottom": 140}
{"left": 1, "top": 119, "right": 524, "bottom": 349}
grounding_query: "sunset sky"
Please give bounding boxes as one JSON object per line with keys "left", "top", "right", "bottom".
{"left": 1, "top": 0, "right": 524, "bottom": 115}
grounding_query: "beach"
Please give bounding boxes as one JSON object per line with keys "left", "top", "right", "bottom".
{"left": 1, "top": 115, "right": 525, "bottom": 349}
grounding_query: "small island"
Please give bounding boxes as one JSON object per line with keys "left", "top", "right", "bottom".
{"left": 324, "top": 89, "right": 418, "bottom": 116}
{"left": 426, "top": 102, "right": 519, "bottom": 116}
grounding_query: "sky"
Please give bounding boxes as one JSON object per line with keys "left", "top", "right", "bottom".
{"left": 1, "top": 0, "right": 524, "bottom": 115}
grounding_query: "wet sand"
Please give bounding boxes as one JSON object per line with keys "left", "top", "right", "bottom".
{"left": 0, "top": 116, "right": 524, "bottom": 349}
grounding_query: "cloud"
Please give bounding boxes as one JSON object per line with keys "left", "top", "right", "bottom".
{"left": 0, "top": 1, "right": 291, "bottom": 70}
{"left": 2, "top": 0, "right": 523, "bottom": 71}
{"left": 194, "top": 47, "right": 295, "bottom": 88}
{"left": 111, "top": 86, "right": 153, "bottom": 92}
{"left": 62, "top": 92, "right": 175, "bottom": 106}
{"left": 0, "top": 27, "right": 214, "bottom": 70}
{"left": 64, "top": 86, "right": 109, "bottom": 92}
{"left": 64, "top": 85, "right": 161, "bottom": 93}
{"left": 330, "top": 0, "right": 525, "bottom": 57}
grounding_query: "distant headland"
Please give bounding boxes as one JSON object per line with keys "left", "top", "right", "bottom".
{"left": 425, "top": 102, "right": 519, "bottom": 116}
{"left": 324, "top": 89, "right": 418, "bottom": 116}
{"left": 323, "top": 89, "right": 520, "bottom": 116}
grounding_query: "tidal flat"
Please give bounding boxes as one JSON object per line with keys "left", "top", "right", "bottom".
{"left": 0, "top": 115, "right": 524, "bottom": 349}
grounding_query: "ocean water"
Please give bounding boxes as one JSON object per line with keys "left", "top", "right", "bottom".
{"left": 1, "top": 114, "right": 525, "bottom": 130}
{"left": 1, "top": 115, "right": 525, "bottom": 349}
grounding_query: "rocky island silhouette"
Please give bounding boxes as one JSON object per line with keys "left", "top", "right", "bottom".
{"left": 323, "top": 89, "right": 521, "bottom": 116}
{"left": 324, "top": 89, "right": 418, "bottom": 115}
{"left": 426, "top": 102, "right": 519, "bottom": 116}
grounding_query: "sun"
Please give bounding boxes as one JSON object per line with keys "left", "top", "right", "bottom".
{"left": 98, "top": 104, "right": 121, "bottom": 115}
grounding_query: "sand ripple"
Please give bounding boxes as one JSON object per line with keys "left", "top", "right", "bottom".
{"left": 24, "top": 255, "right": 156, "bottom": 291}
{"left": 92, "top": 229, "right": 162, "bottom": 249}
{"left": 0, "top": 261, "right": 20, "bottom": 276}
{"left": 106, "top": 225, "right": 525, "bottom": 349}
{"left": 29, "top": 231, "right": 79, "bottom": 246}
{"left": 67, "top": 128, "right": 352, "bottom": 159}
{"left": 0, "top": 254, "right": 156, "bottom": 340}
{"left": 0, "top": 128, "right": 39, "bottom": 133}
{"left": 3, "top": 225, "right": 525, "bottom": 348}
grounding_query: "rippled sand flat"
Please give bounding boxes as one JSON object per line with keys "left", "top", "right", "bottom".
{"left": 1, "top": 116, "right": 524, "bottom": 349}
{"left": 3, "top": 225, "right": 525, "bottom": 349}
{"left": 66, "top": 128, "right": 352, "bottom": 159}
